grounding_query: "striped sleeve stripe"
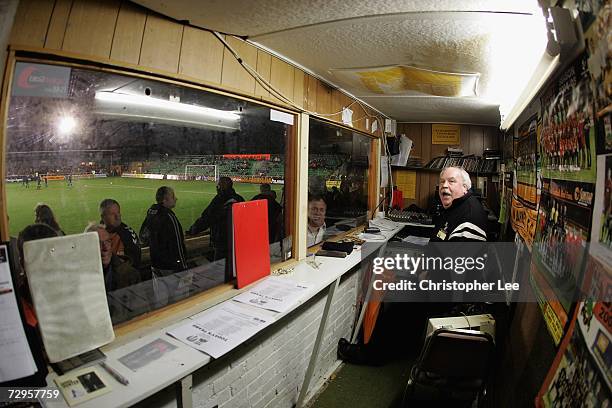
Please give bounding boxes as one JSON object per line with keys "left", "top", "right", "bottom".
{"left": 168, "top": 213, "right": 187, "bottom": 268}
{"left": 448, "top": 230, "right": 487, "bottom": 241}
{"left": 451, "top": 222, "right": 487, "bottom": 238}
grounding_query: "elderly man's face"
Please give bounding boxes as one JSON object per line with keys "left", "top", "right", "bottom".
{"left": 102, "top": 204, "right": 121, "bottom": 229}
{"left": 439, "top": 168, "right": 468, "bottom": 209}
{"left": 308, "top": 200, "right": 326, "bottom": 228}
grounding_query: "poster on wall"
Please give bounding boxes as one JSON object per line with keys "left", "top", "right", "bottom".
{"left": 515, "top": 114, "right": 539, "bottom": 204}
{"left": 529, "top": 265, "right": 568, "bottom": 346}
{"left": 532, "top": 178, "right": 595, "bottom": 313}
{"left": 511, "top": 196, "right": 538, "bottom": 249}
{"left": 582, "top": 1, "right": 611, "bottom": 154}
{"left": 578, "top": 257, "right": 611, "bottom": 391}
{"left": 536, "top": 306, "right": 611, "bottom": 407}
{"left": 590, "top": 154, "right": 612, "bottom": 265}
{"left": 539, "top": 52, "right": 597, "bottom": 183}
{"left": 576, "top": 0, "right": 607, "bottom": 31}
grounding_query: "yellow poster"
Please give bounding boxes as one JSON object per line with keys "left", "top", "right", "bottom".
{"left": 395, "top": 171, "right": 416, "bottom": 199}
{"left": 432, "top": 124, "right": 460, "bottom": 145}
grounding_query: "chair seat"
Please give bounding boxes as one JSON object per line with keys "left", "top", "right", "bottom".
{"left": 415, "top": 370, "right": 484, "bottom": 390}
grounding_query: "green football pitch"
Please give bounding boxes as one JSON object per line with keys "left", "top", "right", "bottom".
{"left": 6, "top": 177, "right": 282, "bottom": 237}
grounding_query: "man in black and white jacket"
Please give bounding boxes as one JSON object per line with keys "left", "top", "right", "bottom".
{"left": 431, "top": 166, "right": 488, "bottom": 243}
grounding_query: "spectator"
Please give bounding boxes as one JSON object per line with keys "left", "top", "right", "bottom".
{"left": 84, "top": 222, "right": 141, "bottom": 292}
{"left": 140, "top": 186, "right": 187, "bottom": 270}
{"left": 99, "top": 198, "right": 141, "bottom": 267}
{"left": 307, "top": 195, "right": 327, "bottom": 247}
{"left": 251, "top": 184, "right": 283, "bottom": 243}
{"left": 34, "top": 203, "right": 64, "bottom": 235}
{"left": 188, "top": 177, "right": 244, "bottom": 260}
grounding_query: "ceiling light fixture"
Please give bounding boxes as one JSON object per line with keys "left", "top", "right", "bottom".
{"left": 93, "top": 91, "right": 240, "bottom": 131}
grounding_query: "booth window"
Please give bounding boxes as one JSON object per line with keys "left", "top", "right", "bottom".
{"left": 307, "top": 118, "right": 371, "bottom": 244}
{"left": 5, "top": 60, "right": 294, "bottom": 324}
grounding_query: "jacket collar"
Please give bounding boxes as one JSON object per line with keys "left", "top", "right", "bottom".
{"left": 445, "top": 191, "right": 472, "bottom": 211}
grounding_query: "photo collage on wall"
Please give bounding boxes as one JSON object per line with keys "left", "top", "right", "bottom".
{"left": 532, "top": 179, "right": 595, "bottom": 309}
{"left": 583, "top": 1, "right": 611, "bottom": 155}
{"left": 539, "top": 52, "right": 597, "bottom": 184}
{"left": 511, "top": 114, "right": 540, "bottom": 248}
{"left": 536, "top": 304, "right": 611, "bottom": 407}
{"left": 528, "top": 48, "right": 600, "bottom": 345}
{"left": 535, "top": 2, "right": 611, "bottom": 401}
{"left": 499, "top": 129, "right": 514, "bottom": 230}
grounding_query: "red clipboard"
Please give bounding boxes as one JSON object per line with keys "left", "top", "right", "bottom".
{"left": 232, "top": 200, "right": 270, "bottom": 288}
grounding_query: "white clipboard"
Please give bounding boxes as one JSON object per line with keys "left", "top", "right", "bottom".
{"left": 24, "top": 232, "right": 114, "bottom": 362}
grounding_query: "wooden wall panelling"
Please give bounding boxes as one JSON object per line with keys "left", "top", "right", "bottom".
{"left": 315, "top": 80, "right": 331, "bottom": 116}
{"left": 63, "top": 0, "right": 120, "bottom": 58}
{"left": 468, "top": 125, "right": 484, "bottom": 155}
{"left": 9, "top": 0, "right": 54, "bottom": 47}
{"left": 423, "top": 125, "right": 438, "bottom": 206}
{"left": 221, "top": 36, "right": 257, "bottom": 96}
{"left": 254, "top": 49, "right": 271, "bottom": 98}
{"left": 139, "top": 14, "right": 183, "bottom": 73}
{"left": 430, "top": 125, "right": 447, "bottom": 158}
{"left": 421, "top": 123, "right": 432, "bottom": 161}
{"left": 45, "top": 0, "right": 73, "bottom": 50}
{"left": 292, "top": 68, "right": 305, "bottom": 108}
{"left": 305, "top": 75, "right": 317, "bottom": 112}
{"left": 352, "top": 100, "right": 366, "bottom": 132}
{"left": 483, "top": 126, "right": 500, "bottom": 150}
{"left": 110, "top": 1, "right": 147, "bottom": 65}
{"left": 329, "top": 90, "right": 343, "bottom": 123}
{"left": 178, "top": 28, "right": 223, "bottom": 85}
{"left": 269, "top": 56, "right": 294, "bottom": 105}
{"left": 408, "top": 124, "right": 424, "bottom": 207}
{"left": 457, "top": 124, "right": 469, "bottom": 154}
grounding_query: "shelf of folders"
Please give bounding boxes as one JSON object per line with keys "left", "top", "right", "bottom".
{"left": 424, "top": 153, "right": 500, "bottom": 175}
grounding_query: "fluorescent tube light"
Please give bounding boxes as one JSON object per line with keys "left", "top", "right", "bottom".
{"left": 93, "top": 91, "right": 240, "bottom": 131}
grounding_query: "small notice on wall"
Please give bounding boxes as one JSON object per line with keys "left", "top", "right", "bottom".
{"left": 395, "top": 170, "right": 417, "bottom": 199}
{"left": 432, "top": 124, "right": 460, "bottom": 145}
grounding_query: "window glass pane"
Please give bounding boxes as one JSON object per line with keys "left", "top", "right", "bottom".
{"left": 7, "top": 61, "right": 293, "bottom": 324}
{"left": 307, "top": 118, "right": 371, "bottom": 246}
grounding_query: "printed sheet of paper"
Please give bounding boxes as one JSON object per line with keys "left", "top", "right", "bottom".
{"left": 118, "top": 338, "right": 177, "bottom": 372}
{"left": 167, "top": 302, "right": 273, "bottom": 359}
{"left": 232, "top": 276, "right": 314, "bottom": 313}
{"left": 0, "top": 244, "right": 37, "bottom": 382}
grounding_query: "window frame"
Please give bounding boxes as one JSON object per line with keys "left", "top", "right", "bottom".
{"left": 0, "top": 50, "right": 301, "bottom": 329}
{"left": 0, "top": 47, "right": 381, "bottom": 334}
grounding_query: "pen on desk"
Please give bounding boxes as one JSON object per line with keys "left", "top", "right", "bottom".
{"left": 100, "top": 362, "right": 130, "bottom": 386}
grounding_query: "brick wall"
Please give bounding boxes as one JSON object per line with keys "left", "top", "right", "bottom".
{"left": 181, "top": 270, "right": 360, "bottom": 408}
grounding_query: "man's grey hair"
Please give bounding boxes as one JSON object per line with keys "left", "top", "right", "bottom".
{"left": 99, "top": 198, "right": 119, "bottom": 215}
{"left": 440, "top": 166, "right": 472, "bottom": 190}
{"left": 84, "top": 221, "right": 106, "bottom": 233}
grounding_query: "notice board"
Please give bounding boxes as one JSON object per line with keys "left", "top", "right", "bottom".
{"left": 432, "top": 124, "right": 460, "bottom": 145}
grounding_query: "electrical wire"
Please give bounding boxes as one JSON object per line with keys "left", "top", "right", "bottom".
{"left": 212, "top": 33, "right": 396, "bottom": 215}
{"left": 213, "top": 33, "right": 386, "bottom": 123}
{"left": 460, "top": 312, "right": 472, "bottom": 329}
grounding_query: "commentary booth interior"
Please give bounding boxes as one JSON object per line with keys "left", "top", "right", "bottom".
{"left": 0, "top": 1, "right": 610, "bottom": 407}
